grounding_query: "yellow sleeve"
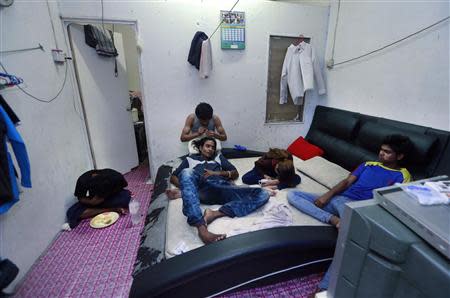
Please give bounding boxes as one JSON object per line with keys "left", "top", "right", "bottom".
{"left": 401, "top": 168, "right": 411, "bottom": 183}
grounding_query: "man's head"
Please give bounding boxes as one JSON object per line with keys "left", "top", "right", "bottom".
{"left": 275, "top": 160, "right": 296, "bottom": 186}
{"left": 195, "top": 102, "right": 213, "bottom": 126}
{"left": 379, "top": 134, "right": 412, "bottom": 166}
{"left": 193, "top": 137, "right": 217, "bottom": 159}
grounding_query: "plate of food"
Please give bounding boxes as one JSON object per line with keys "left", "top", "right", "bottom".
{"left": 90, "top": 212, "right": 120, "bottom": 229}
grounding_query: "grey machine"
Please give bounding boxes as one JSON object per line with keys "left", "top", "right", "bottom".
{"left": 328, "top": 177, "right": 450, "bottom": 298}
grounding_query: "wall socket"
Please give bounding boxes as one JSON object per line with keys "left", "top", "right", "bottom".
{"left": 51, "top": 49, "right": 66, "bottom": 63}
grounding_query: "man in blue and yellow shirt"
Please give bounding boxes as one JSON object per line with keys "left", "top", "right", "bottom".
{"left": 288, "top": 134, "right": 411, "bottom": 229}
{"left": 287, "top": 134, "right": 412, "bottom": 291}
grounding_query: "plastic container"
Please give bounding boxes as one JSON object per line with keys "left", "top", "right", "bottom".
{"left": 129, "top": 200, "right": 141, "bottom": 225}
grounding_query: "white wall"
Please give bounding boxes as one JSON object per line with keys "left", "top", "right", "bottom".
{"left": 58, "top": 0, "right": 330, "bottom": 179}
{"left": 324, "top": 0, "right": 449, "bottom": 130}
{"left": 0, "top": 1, "right": 92, "bottom": 289}
{"left": 115, "top": 24, "right": 141, "bottom": 93}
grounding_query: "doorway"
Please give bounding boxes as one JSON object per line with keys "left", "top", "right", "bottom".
{"left": 65, "top": 21, "right": 149, "bottom": 175}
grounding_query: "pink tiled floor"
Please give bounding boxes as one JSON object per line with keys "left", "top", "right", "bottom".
{"left": 14, "top": 166, "right": 152, "bottom": 298}
{"left": 219, "top": 273, "right": 323, "bottom": 298}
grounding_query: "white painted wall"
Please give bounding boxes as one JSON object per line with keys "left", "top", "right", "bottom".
{"left": 58, "top": 0, "right": 330, "bottom": 179}
{"left": 1, "top": 0, "right": 446, "bottom": 292}
{"left": 0, "top": 1, "right": 92, "bottom": 290}
{"left": 324, "top": 0, "right": 449, "bottom": 130}
{"left": 114, "top": 24, "right": 141, "bottom": 93}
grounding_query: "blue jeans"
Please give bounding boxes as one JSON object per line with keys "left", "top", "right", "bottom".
{"left": 287, "top": 190, "right": 353, "bottom": 290}
{"left": 179, "top": 168, "right": 270, "bottom": 226}
{"left": 287, "top": 190, "right": 353, "bottom": 224}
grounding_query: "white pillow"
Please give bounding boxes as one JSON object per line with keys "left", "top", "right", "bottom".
{"left": 296, "top": 156, "right": 350, "bottom": 189}
{"left": 188, "top": 138, "right": 222, "bottom": 155}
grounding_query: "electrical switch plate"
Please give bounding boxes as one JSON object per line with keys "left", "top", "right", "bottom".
{"left": 326, "top": 59, "right": 335, "bottom": 69}
{"left": 51, "top": 49, "right": 66, "bottom": 63}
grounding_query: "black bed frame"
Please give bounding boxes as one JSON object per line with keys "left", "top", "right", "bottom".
{"left": 130, "top": 106, "right": 450, "bottom": 297}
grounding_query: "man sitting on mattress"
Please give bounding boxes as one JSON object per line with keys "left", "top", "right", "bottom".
{"left": 180, "top": 102, "right": 227, "bottom": 155}
{"left": 287, "top": 134, "right": 412, "bottom": 291}
{"left": 170, "top": 137, "right": 271, "bottom": 244}
{"left": 287, "top": 134, "right": 412, "bottom": 228}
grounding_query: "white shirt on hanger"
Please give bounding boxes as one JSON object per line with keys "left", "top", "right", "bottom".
{"left": 199, "top": 38, "right": 212, "bottom": 79}
{"left": 280, "top": 41, "right": 326, "bottom": 105}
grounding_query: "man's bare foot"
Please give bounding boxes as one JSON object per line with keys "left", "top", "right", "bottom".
{"left": 197, "top": 225, "right": 226, "bottom": 244}
{"left": 329, "top": 215, "right": 340, "bottom": 229}
{"left": 165, "top": 189, "right": 181, "bottom": 200}
{"left": 203, "top": 208, "right": 226, "bottom": 225}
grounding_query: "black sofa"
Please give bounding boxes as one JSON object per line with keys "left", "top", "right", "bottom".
{"left": 306, "top": 106, "right": 450, "bottom": 179}
{"left": 130, "top": 106, "right": 449, "bottom": 297}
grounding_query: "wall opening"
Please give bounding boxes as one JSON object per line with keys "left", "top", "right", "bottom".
{"left": 265, "top": 35, "right": 310, "bottom": 124}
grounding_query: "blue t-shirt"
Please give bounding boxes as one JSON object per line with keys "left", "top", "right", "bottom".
{"left": 172, "top": 153, "right": 236, "bottom": 179}
{"left": 341, "top": 162, "right": 411, "bottom": 201}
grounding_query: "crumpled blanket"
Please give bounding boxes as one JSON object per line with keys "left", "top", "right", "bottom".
{"left": 228, "top": 201, "right": 293, "bottom": 237}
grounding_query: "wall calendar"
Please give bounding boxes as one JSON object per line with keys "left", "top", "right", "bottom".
{"left": 220, "top": 11, "right": 245, "bottom": 50}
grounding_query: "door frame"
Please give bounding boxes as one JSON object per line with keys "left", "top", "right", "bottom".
{"left": 61, "top": 17, "right": 150, "bottom": 170}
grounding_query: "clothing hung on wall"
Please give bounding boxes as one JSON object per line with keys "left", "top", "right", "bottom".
{"left": 199, "top": 38, "right": 212, "bottom": 79}
{"left": 0, "top": 95, "right": 20, "bottom": 124}
{"left": 0, "top": 106, "right": 31, "bottom": 214}
{"left": 0, "top": 119, "right": 12, "bottom": 205}
{"left": 280, "top": 41, "right": 326, "bottom": 105}
{"left": 188, "top": 31, "right": 212, "bottom": 79}
{"left": 84, "top": 25, "right": 118, "bottom": 57}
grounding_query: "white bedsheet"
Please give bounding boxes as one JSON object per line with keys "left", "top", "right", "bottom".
{"left": 165, "top": 156, "right": 331, "bottom": 258}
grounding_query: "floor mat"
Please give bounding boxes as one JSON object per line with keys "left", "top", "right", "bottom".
{"left": 219, "top": 273, "right": 323, "bottom": 298}
{"left": 14, "top": 166, "right": 152, "bottom": 298}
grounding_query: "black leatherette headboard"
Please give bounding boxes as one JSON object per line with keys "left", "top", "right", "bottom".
{"left": 306, "top": 106, "right": 450, "bottom": 179}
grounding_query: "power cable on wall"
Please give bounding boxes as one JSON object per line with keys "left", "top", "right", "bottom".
{"left": 209, "top": 0, "right": 240, "bottom": 38}
{"left": 329, "top": 15, "right": 449, "bottom": 68}
{"left": 0, "top": 60, "right": 69, "bottom": 104}
{"left": 329, "top": 0, "right": 341, "bottom": 64}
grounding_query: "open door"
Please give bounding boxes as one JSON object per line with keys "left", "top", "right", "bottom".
{"left": 68, "top": 23, "right": 139, "bottom": 174}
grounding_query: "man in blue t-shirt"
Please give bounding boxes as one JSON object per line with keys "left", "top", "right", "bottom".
{"left": 170, "top": 137, "right": 270, "bottom": 244}
{"left": 287, "top": 134, "right": 412, "bottom": 291}
{"left": 288, "top": 134, "right": 411, "bottom": 228}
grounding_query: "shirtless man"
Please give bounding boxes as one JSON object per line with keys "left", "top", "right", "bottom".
{"left": 180, "top": 102, "right": 227, "bottom": 142}
{"left": 167, "top": 102, "right": 228, "bottom": 199}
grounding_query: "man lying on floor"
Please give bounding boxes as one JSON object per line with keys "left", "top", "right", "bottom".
{"left": 169, "top": 137, "right": 271, "bottom": 244}
{"left": 66, "top": 168, "right": 131, "bottom": 229}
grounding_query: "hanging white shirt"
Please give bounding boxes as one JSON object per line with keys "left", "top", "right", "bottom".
{"left": 199, "top": 38, "right": 212, "bottom": 79}
{"left": 280, "top": 41, "right": 326, "bottom": 105}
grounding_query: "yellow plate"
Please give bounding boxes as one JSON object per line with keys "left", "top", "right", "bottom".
{"left": 90, "top": 212, "right": 120, "bottom": 229}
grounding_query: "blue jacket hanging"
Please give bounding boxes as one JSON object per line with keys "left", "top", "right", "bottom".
{"left": 0, "top": 106, "right": 31, "bottom": 214}
{"left": 188, "top": 31, "right": 209, "bottom": 70}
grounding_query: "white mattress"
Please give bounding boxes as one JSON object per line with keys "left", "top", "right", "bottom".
{"left": 165, "top": 156, "right": 333, "bottom": 258}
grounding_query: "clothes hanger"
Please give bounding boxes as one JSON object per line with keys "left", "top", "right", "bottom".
{"left": 293, "top": 34, "right": 306, "bottom": 46}
{"left": 0, "top": 72, "right": 23, "bottom": 86}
